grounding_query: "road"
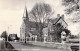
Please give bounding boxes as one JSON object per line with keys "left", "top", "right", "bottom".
{"left": 10, "top": 42, "right": 66, "bottom": 51}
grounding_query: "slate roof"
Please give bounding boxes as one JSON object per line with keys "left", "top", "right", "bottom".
{"left": 48, "top": 18, "right": 58, "bottom": 24}
{"left": 48, "top": 17, "right": 68, "bottom": 26}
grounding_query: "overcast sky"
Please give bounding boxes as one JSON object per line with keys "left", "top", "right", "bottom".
{"left": 0, "top": 0, "right": 79, "bottom": 37}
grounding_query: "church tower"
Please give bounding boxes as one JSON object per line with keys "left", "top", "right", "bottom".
{"left": 23, "top": 6, "right": 29, "bottom": 22}
{"left": 20, "top": 5, "right": 29, "bottom": 42}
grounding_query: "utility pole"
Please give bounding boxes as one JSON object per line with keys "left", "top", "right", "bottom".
{"left": 7, "top": 26, "right": 9, "bottom": 42}
{"left": 7, "top": 25, "right": 12, "bottom": 42}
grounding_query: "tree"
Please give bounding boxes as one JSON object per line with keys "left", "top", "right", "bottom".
{"left": 62, "top": 0, "right": 80, "bottom": 22}
{"left": 63, "top": 29, "right": 71, "bottom": 36}
{"left": 30, "top": 2, "right": 53, "bottom": 23}
{"left": 53, "top": 23, "right": 64, "bottom": 42}
{"left": 62, "top": 0, "right": 79, "bottom": 14}
{"left": 53, "top": 23, "right": 71, "bottom": 42}
{"left": 1, "top": 31, "right": 8, "bottom": 41}
{"left": 29, "top": 3, "right": 54, "bottom": 41}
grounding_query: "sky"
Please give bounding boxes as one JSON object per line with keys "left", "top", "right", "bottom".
{"left": 0, "top": 0, "right": 80, "bottom": 37}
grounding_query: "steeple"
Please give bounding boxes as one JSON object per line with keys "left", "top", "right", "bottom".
{"left": 22, "top": 3, "right": 29, "bottom": 22}
{"left": 23, "top": 5, "right": 28, "bottom": 18}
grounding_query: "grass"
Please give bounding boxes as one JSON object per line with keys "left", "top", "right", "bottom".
{"left": 0, "top": 40, "right": 15, "bottom": 51}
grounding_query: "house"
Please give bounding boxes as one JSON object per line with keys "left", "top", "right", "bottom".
{"left": 9, "top": 34, "right": 18, "bottom": 41}
{"left": 42, "top": 14, "right": 68, "bottom": 42}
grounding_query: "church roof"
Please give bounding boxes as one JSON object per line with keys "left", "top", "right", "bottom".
{"left": 27, "top": 21, "right": 47, "bottom": 28}
{"left": 28, "top": 21, "right": 37, "bottom": 28}
{"left": 23, "top": 6, "right": 28, "bottom": 18}
{"left": 29, "top": 30, "right": 39, "bottom": 35}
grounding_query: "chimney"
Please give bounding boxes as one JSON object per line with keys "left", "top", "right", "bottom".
{"left": 62, "top": 15, "right": 64, "bottom": 19}
{"left": 57, "top": 14, "right": 60, "bottom": 18}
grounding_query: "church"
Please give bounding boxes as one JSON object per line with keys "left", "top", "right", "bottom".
{"left": 20, "top": 6, "right": 69, "bottom": 43}
{"left": 20, "top": 6, "right": 43, "bottom": 42}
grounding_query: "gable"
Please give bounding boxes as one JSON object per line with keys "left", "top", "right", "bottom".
{"left": 56, "top": 18, "right": 68, "bottom": 26}
{"left": 48, "top": 17, "right": 68, "bottom": 26}
{"left": 48, "top": 18, "right": 58, "bottom": 24}
{"left": 56, "top": 18, "right": 68, "bottom": 28}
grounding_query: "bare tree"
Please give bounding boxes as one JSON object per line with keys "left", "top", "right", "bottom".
{"left": 29, "top": 3, "right": 54, "bottom": 41}
{"left": 30, "top": 3, "right": 54, "bottom": 22}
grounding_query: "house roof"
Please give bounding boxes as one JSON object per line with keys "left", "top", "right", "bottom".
{"left": 9, "top": 34, "right": 17, "bottom": 35}
{"left": 48, "top": 18, "right": 58, "bottom": 24}
{"left": 48, "top": 17, "right": 68, "bottom": 26}
{"left": 25, "top": 15, "right": 68, "bottom": 28}
{"left": 9, "top": 34, "right": 17, "bottom": 37}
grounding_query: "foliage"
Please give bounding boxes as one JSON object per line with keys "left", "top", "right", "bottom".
{"left": 62, "top": 29, "right": 71, "bottom": 36}
{"left": 53, "top": 23, "right": 71, "bottom": 42}
{"left": 62, "top": 0, "right": 80, "bottom": 22}
{"left": 30, "top": 2, "right": 53, "bottom": 22}
{"left": 62, "top": 0, "right": 79, "bottom": 14}
{"left": 29, "top": 2, "right": 53, "bottom": 41}
{"left": 53, "top": 23, "right": 63, "bottom": 42}
{"left": 1, "top": 31, "right": 8, "bottom": 41}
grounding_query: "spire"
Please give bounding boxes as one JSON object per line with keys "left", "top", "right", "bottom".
{"left": 23, "top": 2, "right": 28, "bottom": 18}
